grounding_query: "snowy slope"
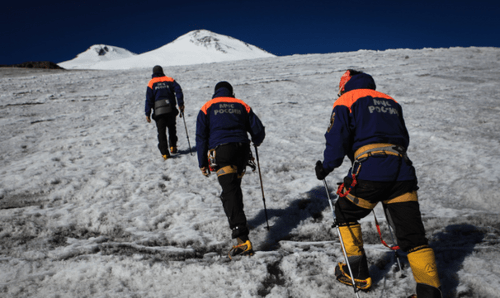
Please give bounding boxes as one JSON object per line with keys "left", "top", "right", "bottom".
{"left": 58, "top": 44, "right": 137, "bottom": 69}
{"left": 58, "top": 30, "right": 275, "bottom": 70}
{"left": 1, "top": 47, "right": 500, "bottom": 298}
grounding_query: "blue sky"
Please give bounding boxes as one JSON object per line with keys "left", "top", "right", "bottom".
{"left": 1, "top": 0, "right": 499, "bottom": 65}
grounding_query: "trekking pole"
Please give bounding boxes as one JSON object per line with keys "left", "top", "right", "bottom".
{"left": 323, "top": 179, "right": 361, "bottom": 298}
{"left": 180, "top": 111, "right": 193, "bottom": 155}
{"left": 254, "top": 145, "right": 270, "bottom": 230}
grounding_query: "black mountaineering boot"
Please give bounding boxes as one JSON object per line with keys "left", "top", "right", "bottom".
{"left": 335, "top": 254, "right": 372, "bottom": 291}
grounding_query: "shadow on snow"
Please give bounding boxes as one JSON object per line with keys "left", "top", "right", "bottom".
{"left": 247, "top": 186, "right": 332, "bottom": 251}
{"left": 431, "top": 224, "right": 485, "bottom": 298}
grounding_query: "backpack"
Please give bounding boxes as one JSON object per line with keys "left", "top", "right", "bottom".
{"left": 154, "top": 99, "right": 172, "bottom": 116}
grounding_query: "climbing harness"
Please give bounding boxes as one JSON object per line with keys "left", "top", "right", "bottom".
{"left": 336, "top": 143, "right": 408, "bottom": 198}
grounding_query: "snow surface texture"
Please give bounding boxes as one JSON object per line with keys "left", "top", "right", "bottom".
{"left": 58, "top": 30, "right": 275, "bottom": 70}
{"left": 1, "top": 47, "right": 500, "bottom": 298}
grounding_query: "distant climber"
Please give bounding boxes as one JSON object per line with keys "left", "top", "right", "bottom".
{"left": 196, "top": 81, "right": 265, "bottom": 258}
{"left": 145, "top": 65, "right": 184, "bottom": 160}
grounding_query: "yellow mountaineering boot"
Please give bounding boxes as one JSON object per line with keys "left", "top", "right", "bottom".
{"left": 228, "top": 237, "right": 254, "bottom": 260}
{"left": 170, "top": 146, "right": 178, "bottom": 154}
{"left": 335, "top": 223, "right": 372, "bottom": 291}
{"left": 408, "top": 246, "right": 442, "bottom": 298}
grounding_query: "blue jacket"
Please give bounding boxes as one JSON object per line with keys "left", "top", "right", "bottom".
{"left": 145, "top": 73, "right": 184, "bottom": 118}
{"left": 322, "top": 73, "right": 416, "bottom": 181}
{"left": 196, "top": 88, "right": 265, "bottom": 168}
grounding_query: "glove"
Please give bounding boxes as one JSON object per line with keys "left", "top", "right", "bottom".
{"left": 200, "top": 167, "right": 210, "bottom": 177}
{"left": 315, "top": 160, "right": 329, "bottom": 180}
{"left": 179, "top": 106, "right": 185, "bottom": 117}
{"left": 247, "top": 153, "right": 256, "bottom": 172}
{"left": 146, "top": 116, "right": 151, "bottom": 123}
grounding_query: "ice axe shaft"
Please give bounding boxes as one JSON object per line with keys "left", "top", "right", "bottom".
{"left": 254, "top": 145, "right": 270, "bottom": 230}
{"left": 323, "top": 180, "right": 361, "bottom": 298}
{"left": 181, "top": 111, "right": 192, "bottom": 155}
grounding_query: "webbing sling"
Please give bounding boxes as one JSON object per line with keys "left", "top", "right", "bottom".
{"left": 373, "top": 212, "right": 400, "bottom": 250}
{"left": 336, "top": 143, "right": 407, "bottom": 198}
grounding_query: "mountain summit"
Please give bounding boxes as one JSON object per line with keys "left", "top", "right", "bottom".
{"left": 59, "top": 30, "right": 275, "bottom": 70}
{"left": 58, "top": 45, "right": 137, "bottom": 69}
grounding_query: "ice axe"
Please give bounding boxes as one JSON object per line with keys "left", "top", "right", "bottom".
{"left": 254, "top": 145, "right": 270, "bottom": 231}
{"left": 323, "top": 179, "right": 361, "bottom": 298}
{"left": 180, "top": 111, "right": 193, "bottom": 155}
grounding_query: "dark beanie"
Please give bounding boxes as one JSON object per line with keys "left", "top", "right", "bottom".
{"left": 152, "top": 65, "right": 164, "bottom": 74}
{"left": 214, "top": 81, "right": 233, "bottom": 94}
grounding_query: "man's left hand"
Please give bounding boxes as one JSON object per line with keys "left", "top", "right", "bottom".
{"left": 146, "top": 116, "right": 151, "bottom": 123}
{"left": 200, "top": 167, "right": 210, "bottom": 177}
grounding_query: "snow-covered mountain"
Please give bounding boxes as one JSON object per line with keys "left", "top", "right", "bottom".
{"left": 58, "top": 44, "right": 137, "bottom": 69}
{"left": 59, "top": 30, "right": 275, "bottom": 70}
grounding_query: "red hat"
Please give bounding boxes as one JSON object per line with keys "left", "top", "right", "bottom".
{"left": 338, "top": 70, "right": 352, "bottom": 95}
{"left": 338, "top": 69, "right": 363, "bottom": 96}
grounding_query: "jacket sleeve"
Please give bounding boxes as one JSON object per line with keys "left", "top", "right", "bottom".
{"left": 322, "top": 105, "right": 352, "bottom": 173}
{"left": 195, "top": 110, "right": 209, "bottom": 168}
{"left": 399, "top": 108, "right": 411, "bottom": 149}
{"left": 145, "top": 86, "right": 154, "bottom": 117}
{"left": 173, "top": 80, "right": 184, "bottom": 107}
{"left": 247, "top": 109, "right": 265, "bottom": 146}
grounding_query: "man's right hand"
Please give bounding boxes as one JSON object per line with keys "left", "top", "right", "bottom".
{"left": 315, "top": 160, "right": 329, "bottom": 180}
{"left": 146, "top": 116, "right": 151, "bottom": 123}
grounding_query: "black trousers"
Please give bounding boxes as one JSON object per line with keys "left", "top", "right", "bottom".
{"left": 154, "top": 114, "right": 177, "bottom": 156}
{"left": 335, "top": 178, "right": 428, "bottom": 252}
{"left": 215, "top": 143, "right": 250, "bottom": 239}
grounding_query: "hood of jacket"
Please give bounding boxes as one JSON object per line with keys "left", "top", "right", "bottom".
{"left": 344, "top": 73, "right": 376, "bottom": 92}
